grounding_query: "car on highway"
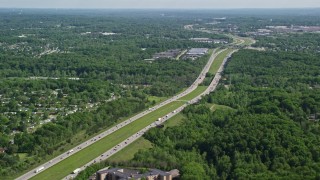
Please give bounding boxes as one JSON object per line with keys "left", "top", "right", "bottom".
{"left": 67, "top": 149, "right": 74, "bottom": 154}
{"left": 34, "top": 166, "right": 45, "bottom": 173}
{"left": 72, "top": 168, "right": 81, "bottom": 174}
{"left": 17, "top": 48, "right": 234, "bottom": 180}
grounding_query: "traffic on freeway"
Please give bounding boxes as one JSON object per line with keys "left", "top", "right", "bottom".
{"left": 16, "top": 48, "right": 231, "bottom": 180}
{"left": 63, "top": 49, "right": 238, "bottom": 179}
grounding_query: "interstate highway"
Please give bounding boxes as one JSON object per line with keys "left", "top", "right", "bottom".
{"left": 62, "top": 49, "right": 238, "bottom": 180}
{"left": 17, "top": 48, "right": 233, "bottom": 180}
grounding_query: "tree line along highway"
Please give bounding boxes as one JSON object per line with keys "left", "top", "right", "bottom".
{"left": 17, "top": 37, "right": 251, "bottom": 180}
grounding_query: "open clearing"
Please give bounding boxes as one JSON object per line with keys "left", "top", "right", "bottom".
{"left": 206, "top": 103, "right": 235, "bottom": 112}
{"left": 107, "top": 137, "right": 152, "bottom": 163}
{"left": 164, "top": 113, "right": 185, "bottom": 128}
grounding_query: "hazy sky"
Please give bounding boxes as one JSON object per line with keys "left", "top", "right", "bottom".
{"left": 1, "top": 0, "right": 319, "bottom": 9}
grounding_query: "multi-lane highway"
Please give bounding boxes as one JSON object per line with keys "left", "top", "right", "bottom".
{"left": 17, "top": 47, "right": 239, "bottom": 180}
{"left": 63, "top": 48, "right": 239, "bottom": 179}
{"left": 62, "top": 49, "right": 239, "bottom": 179}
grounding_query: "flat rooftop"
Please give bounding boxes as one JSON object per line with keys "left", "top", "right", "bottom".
{"left": 187, "top": 48, "right": 208, "bottom": 55}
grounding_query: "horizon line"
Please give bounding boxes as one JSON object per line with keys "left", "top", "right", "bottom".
{"left": 1, "top": 7, "right": 320, "bottom": 10}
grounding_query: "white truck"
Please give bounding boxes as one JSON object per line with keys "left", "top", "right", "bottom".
{"left": 67, "top": 149, "right": 74, "bottom": 154}
{"left": 34, "top": 166, "right": 44, "bottom": 173}
{"left": 73, "top": 168, "right": 81, "bottom": 174}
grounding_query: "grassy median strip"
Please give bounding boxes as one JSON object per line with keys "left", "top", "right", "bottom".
{"left": 103, "top": 49, "right": 235, "bottom": 165}
{"left": 178, "top": 86, "right": 207, "bottom": 101}
{"left": 208, "top": 49, "right": 234, "bottom": 74}
{"left": 31, "top": 101, "right": 185, "bottom": 180}
{"left": 30, "top": 48, "right": 232, "bottom": 180}
{"left": 107, "top": 112, "right": 186, "bottom": 163}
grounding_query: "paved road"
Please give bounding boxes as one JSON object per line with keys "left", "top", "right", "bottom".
{"left": 16, "top": 48, "right": 229, "bottom": 180}
{"left": 63, "top": 49, "right": 238, "bottom": 179}
{"left": 62, "top": 49, "right": 238, "bottom": 179}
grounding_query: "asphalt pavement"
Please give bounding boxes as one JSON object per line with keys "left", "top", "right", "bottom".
{"left": 17, "top": 48, "right": 236, "bottom": 180}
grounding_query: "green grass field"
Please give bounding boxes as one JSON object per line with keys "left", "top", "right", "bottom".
{"left": 148, "top": 96, "right": 167, "bottom": 104}
{"left": 17, "top": 153, "right": 28, "bottom": 161}
{"left": 208, "top": 49, "right": 234, "bottom": 74}
{"left": 106, "top": 112, "right": 186, "bottom": 164}
{"left": 242, "top": 38, "right": 255, "bottom": 46}
{"left": 107, "top": 112, "right": 186, "bottom": 163}
{"left": 226, "top": 34, "right": 254, "bottom": 46}
{"left": 164, "top": 113, "right": 185, "bottom": 128}
{"left": 178, "top": 86, "right": 207, "bottom": 101}
{"left": 233, "top": 38, "right": 242, "bottom": 45}
{"left": 206, "top": 103, "right": 235, "bottom": 112}
{"left": 107, "top": 137, "right": 152, "bottom": 163}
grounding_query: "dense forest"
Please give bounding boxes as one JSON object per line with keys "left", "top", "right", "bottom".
{"left": 0, "top": 10, "right": 230, "bottom": 177}
{"left": 254, "top": 33, "right": 320, "bottom": 53}
{"left": 1, "top": 9, "right": 320, "bottom": 179}
{"left": 128, "top": 46, "right": 320, "bottom": 178}
{"left": 76, "top": 33, "right": 320, "bottom": 179}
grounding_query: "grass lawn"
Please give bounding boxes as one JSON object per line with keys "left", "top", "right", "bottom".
{"left": 107, "top": 137, "right": 152, "bottom": 163}
{"left": 164, "top": 113, "right": 185, "bottom": 128}
{"left": 207, "top": 49, "right": 214, "bottom": 55}
{"left": 148, "top": 96, "right": 167, "bottom": 104}
{"left": 208, "top": 49, "right": 234, "bottom": 74}
{"left": 206, "top": 103, "right": 235, "bottom": 112}
{"left": 17, "top": 153, "right": 28, "bottom": 161}
{"left": 178, "top": 86, "right": 207, "bottom": 101}
{"left": 176, "top": 49, "right": 188, "bottom": 60}
{"left": 242, "top": 38, "right": 255, "bottom": 46}
{"left": 233, "top": 38, "right": 242, "bottom": 45}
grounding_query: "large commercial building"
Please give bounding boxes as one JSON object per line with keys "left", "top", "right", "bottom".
{"left": 94, "top": 168, "right": 179, "bottom": 180}
{"left": 184, "top": 48, "right": 209, "bottom": 60}
{"left": 187, "top": 48, "right": 209, "bottom": 55}
{"left": 190, "top": 38, "right": 228, "bottom": 44}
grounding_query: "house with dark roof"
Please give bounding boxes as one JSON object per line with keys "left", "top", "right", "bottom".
{"left": 0, "top": 147, "right": 6, "bottom": 154}
{"left": 96, "top": 168, "right": 179, "bottom": 180}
